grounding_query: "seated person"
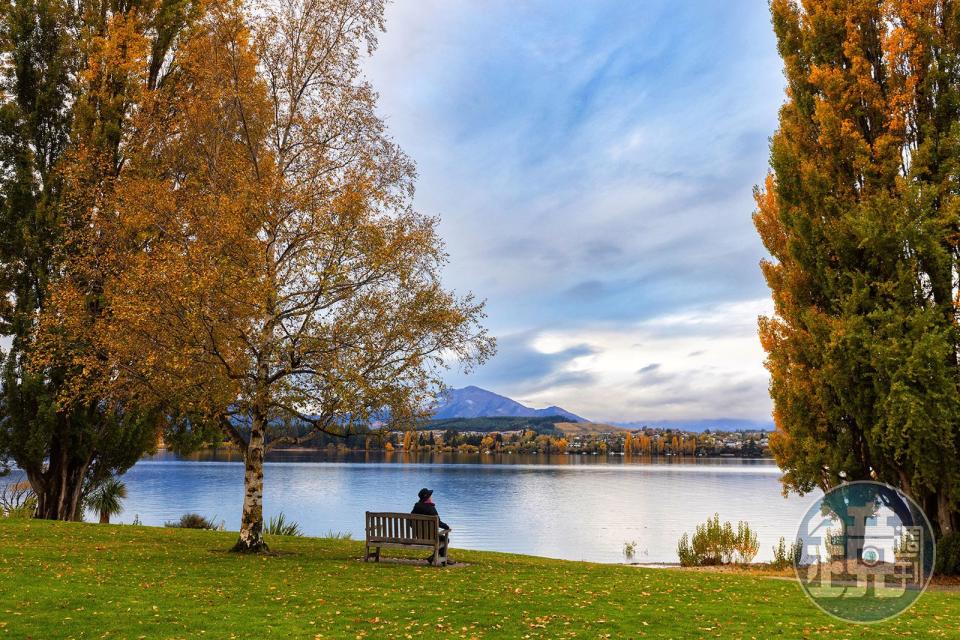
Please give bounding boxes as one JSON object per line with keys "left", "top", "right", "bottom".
{"left": 412, "top": 487, "right": 451, "bottom": 562}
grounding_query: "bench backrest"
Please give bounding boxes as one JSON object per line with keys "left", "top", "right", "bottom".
{"left": 365, "top": 511, "right": 439, "bottom": 545}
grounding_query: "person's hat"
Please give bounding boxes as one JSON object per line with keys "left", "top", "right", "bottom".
{"left": 418, "top": 487, "right": 433, "bottom": 500}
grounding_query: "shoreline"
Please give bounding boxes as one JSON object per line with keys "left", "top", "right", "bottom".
{"left": 153, "top": 445, "right": 776, "bottom": 461}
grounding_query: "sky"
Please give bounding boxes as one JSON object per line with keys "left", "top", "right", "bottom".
{"left": 365, "top": 0, "right": 785, "bottom": 424}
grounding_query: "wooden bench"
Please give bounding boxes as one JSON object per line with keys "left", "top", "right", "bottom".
{"left": 365, "top": 512, "right": 449, "bottom": 566}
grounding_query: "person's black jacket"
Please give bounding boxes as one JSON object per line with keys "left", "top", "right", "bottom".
{"left": 412, "top": 500, "right": 449, "bottom": 530}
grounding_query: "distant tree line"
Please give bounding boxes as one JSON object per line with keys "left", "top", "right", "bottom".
{"left": 217, "top": 418, "right": 769, "bottom": 458}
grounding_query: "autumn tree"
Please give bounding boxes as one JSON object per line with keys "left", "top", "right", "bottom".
{"left": 635, "top": 433, "right": 651, "bottom": 455}
{"left": 39, "top": 0, "right": 493, "bottom": 552}
{"left": 535, "top": 434, "right": 552, "bottom": 454}
{"left": 0, "top": 0, "right": 199, "bottom": 520}
{"left": 756, "top": 0, "right": 960, "bottom": 536}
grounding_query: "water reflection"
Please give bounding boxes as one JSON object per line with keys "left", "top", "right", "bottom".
{"left": 109, "top": 451, "right": 817, "bottom": 563}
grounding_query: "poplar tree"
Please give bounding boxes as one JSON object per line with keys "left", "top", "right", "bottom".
{"left": 0, "top": 0, "right": 197, "bottom": 520}
{"left": 756, "top": 0, "right": 960, "bottom": 536}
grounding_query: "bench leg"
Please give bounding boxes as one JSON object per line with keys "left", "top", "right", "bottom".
{"left": 437, "top": 532, "right": 449, "bottom": 566}
{"left": 365, "top": 545, "right": 382, "bottom": 563}
{"left": 433, "top": 537, "right": 450, "bottom": 567}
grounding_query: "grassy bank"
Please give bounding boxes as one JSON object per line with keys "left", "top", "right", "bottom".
{"left": 0, "top": 519, "right": 957, "bottom": 639}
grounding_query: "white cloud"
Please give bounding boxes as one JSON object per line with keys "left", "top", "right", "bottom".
{"left": 512, "top": 298, "right": 774, "bottom": 422}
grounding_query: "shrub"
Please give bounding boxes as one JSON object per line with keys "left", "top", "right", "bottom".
{"left": 734, "top": 521, "right": 759, "bottom": 564}
{"left": 936, "top": 533, "right": 960, "bottom": 576}
{"left": 677, "top": 514, "right": 760, "bottom": 566}
{"left": 5, "top": 500, "right": 36, "bottom": 519}
{"left": 771, "top": 536, "right": 803, "bottom": 569}
{"left": 677, "top": 533, "right": 698, "bottom": 567}
{"left": 623, "top": 540, "right": 638, "bottom": 561}
{"left": 1, "top": 482, "right": 36, "bottom": 519}
{"left": 265, "top": 513, "right": 303, "bottom": 537}
{"left": 166, "top": 513, "right": 218, "bottom": 530}
{"left": 691, "top": 514, "right": 735, "bottom": 565}
{"left": 322, "top": 530, "right": 353, "bottom": 540}
{"left": 85, "top": 477, "right": 127, "bottom": 524}
{"left": 824, "top": 527, "right": 845, "bottom": 561}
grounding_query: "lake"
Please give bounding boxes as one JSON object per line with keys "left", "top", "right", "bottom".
{"left": 93, "top": 450, "right": 819, "bottom": 564}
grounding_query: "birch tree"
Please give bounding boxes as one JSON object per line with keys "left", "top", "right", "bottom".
{"left": 39, "top": 0, "right": 493, "bottom": 552}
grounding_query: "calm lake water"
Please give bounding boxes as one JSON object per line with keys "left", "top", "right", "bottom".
{"left": 90, "top": 450, "right": 819, "bottom": 564}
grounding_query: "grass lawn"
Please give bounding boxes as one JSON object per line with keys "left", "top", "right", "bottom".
{"left": 0, "top": 519, "right": 957, "bottom": 639}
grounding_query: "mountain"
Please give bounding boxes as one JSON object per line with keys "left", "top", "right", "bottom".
{"left": 612, "top": 418, "right": 774, "bottom": 433}
{"left": 433, "top": 386, "right": 587, "bottom": 422}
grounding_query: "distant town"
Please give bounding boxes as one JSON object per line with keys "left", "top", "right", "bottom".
{"left": 380, "top": 425, "right": 771, "bottom": 458}
{"left": 251, "top": 415, "right": 773, "bottom": 459}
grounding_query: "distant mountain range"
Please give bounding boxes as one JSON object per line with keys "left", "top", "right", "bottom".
{"left": 612, "top": 418, "right": 773, "bottom": 433}
{"left": 430, "top": 386, "right": 771, "bottom": 432}
{"left": 433, "top": 386, "right": 587, "bottom": 422}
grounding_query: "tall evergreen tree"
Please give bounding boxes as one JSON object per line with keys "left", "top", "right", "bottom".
{"left": 0, "top": 0, "right": 197, "bottom": 520}
{"left": 756, "top": 0, "right": 960, "bottom": 536}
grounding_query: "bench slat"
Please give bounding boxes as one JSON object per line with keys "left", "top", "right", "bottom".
{"left": 365, "top": 511, "right": 440, "bottom": 545}
{"left": 371, "top": 541, "right": 436, "bottom": 551}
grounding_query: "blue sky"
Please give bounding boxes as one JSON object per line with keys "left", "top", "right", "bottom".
{"left": 365, "top": 0, "right": 784, "bottom": 423}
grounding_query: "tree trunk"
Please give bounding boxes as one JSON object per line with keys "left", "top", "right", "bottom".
{"left": 27, "top": 450, "right": 90, "bottom": 521}
{"left": 99, "top": 511, "right": 110, "bottom": 524}
{"left": 231, "top": 424, "right": 268, "bottom": 553}
{"left": 938, "top": 492, "right": 955, "bottom": 537}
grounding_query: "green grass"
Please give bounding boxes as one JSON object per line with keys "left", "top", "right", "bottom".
{"left": 0, "top": 519, "right": 957, "bottom": 639}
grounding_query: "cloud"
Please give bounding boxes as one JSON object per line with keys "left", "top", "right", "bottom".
{"left": 366, "top": 0, "right": 783, "bottom": 421}
{"left": 520, "top": 299, "right": 773, "bottom": 422}
{"left": 448, "top": 299, "right": 774, "bottom": 422}
{"left": 453, "top": 331, "right": 600, "bottom": 394}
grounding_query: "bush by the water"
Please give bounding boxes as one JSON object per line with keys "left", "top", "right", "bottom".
{"left": 771, "top": 536, "right": 803, "bottom": 569}
{"left": 677, "top": 514, "right": 759, "bottom": 566}
{"left": 165, "top": 513, "right": 221, "bottom": 530}
{"left": 85, "top": 477, "right": 127, "bottom": 524}
{"left": 265, "top": 513, "right": 303, "bottom": 537}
